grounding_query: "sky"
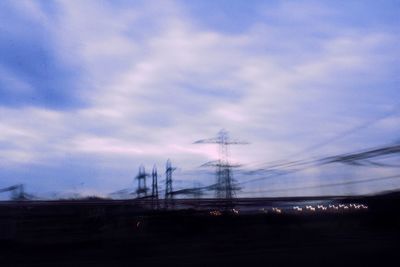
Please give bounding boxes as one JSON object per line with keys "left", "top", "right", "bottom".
{"left": 0, "top": 0, "right": 399, "bottom": 199}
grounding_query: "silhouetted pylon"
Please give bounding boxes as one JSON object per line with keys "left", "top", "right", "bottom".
{"left": 152, "top": 165, "right": 159, "bottom": 199}
{"left": 151, "top": 165, "right": 159, "bottom": 209}
{"left": 165, "top": 159, "right": 176, "bottom": 207}
{"left": 195, "top": 129, "right": 248, "bottom": 199}
{"left": 135, "top": 165, "right": 149, "bottom": 198}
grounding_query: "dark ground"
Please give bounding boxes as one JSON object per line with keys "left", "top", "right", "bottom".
{"left": 0, "top": 193, "right": 399, "bottom": 266}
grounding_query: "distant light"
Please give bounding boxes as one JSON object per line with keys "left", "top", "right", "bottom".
{"left": 209, "top": 210, "right": 222, "bottom": 216}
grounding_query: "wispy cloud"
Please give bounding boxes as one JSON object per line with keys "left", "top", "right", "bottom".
{"left": 0, "top": 0, "right": 399, "bottom": 197}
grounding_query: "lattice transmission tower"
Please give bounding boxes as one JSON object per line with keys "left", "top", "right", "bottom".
{"left": 135, "top": 165, "right": 149, "bottom": 198}
{"left": 151, "top": 165, "right": 159, "bottom": 208}
{"left": 165, "top": 159, "right": 176, "bottom": 199}
{"left": 151, "top": 165, "right": 159, "bottom": 199}
{"left": 194, "top": 129, "right": 248, "bottom": 199}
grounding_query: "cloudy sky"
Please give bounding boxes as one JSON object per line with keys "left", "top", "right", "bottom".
{"left": 0, "top": 0, "right": 399, "bottom": 199}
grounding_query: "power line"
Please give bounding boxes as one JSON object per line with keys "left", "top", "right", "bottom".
{"left": 238, "top": 159, "right": 322, "bottom": 186}
{"left": 246, "top": 102, "right": 400, "bottom": 170}
{"left": 240, "top": 174, "right": 400, "bottom": 195}
{"left": 238, "top": 142, "right": 400, "bottom": 186}
{"left": 320, "top": 144, "right": 400, "bottom": 166}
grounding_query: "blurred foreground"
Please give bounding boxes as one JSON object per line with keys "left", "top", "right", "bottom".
{"left": 0, "top": 192, "right": 399, "bottom": 266}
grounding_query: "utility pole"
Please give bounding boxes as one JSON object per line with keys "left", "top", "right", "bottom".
{"left": 194, "top": 129, "right": 248, "bottom": 200}
{"left": 135, "top": 165, "right": 149, "bottom": 198}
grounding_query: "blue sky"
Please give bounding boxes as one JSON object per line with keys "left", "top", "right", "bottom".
{"left": 0, "top": 0, "right": 399, "bottom": 199}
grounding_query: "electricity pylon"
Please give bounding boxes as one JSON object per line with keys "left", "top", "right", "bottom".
{"left": 165, "top": 159, "right": 175, "bottom": 199}
{"left": 135, "top": 165, "right": 149, "bottom": 198}
{"left": 0, "top": 184, "right": 27, "bottom": 200}
{"left": 194, "top": 129, "right": 248, "bottom": 199}
{"left": 152, "top": 165, "right": 159, "bottom": 199}
{"left": 151, "top": 165, "right": 159, "bottom": 208}
{"left": 165, "top": 159, "right": 176, "bottom": 208}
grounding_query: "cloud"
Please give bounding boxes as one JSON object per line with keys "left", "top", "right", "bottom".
{"left": 0, "top": 0, "right": 82, "bottom": 108}
{"left": 0, "top": 0, "right": 399, "bottom": 197}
